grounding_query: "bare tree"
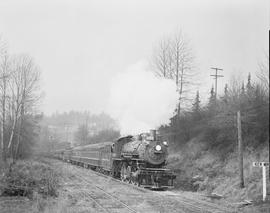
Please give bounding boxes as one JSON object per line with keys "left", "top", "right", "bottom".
{"left": 0, "top": 36, "right": 8, "bottom": 165}
{"left": 257, "top": 54, "right": 269, "bottom": 94}
{"left": 151, "top": 31, "right": 195, "bottom": 116}
{"left": 152, "top": 38, "right": 172, "bottom": 79}
{"left": 0, "top": 36, "right": 7, "bottom": 58}
{"left": 6, "top": 55, "right": 41, "bottom": 159}
{"left": 1, "top": 35, "right": 42, "bottom": 162}
{"left": 172, "top": 32, "right": 195, "bottom": 115}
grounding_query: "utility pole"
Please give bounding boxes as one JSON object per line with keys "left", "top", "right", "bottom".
{"left": 237, "top": 111, "right": 244, "bottom": 188}
{"left": 210, "top": 67, "right": 224, "bottom": 99}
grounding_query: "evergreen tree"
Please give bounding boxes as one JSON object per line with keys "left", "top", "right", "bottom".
{"left": 192, "top": 91, "right": 201, "bottom": 114}
{"left": 222, "top": 84, "right": 229, "bottom": 104}
{"left": 224, "top": 83, "right": 228, "bottom": 96}
{"left": 208, "top": 86, "right": 215, "bottom": 106}
{"left": 240, "top": 82, "right": 246, "bottom": 111}
{"left": 241, "top": 82, "right": 245, "bottom": 96}
{"left": 207, "top": 86, "right": 217, "bottom": 116}
{"left": 246, "top": 73, "right": 253, "bottom": 91}
{"left": 246, "top": 73, "right": 254, "bottom": 102}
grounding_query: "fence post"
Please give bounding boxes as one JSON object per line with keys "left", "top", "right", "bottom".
{"left": 262, "top": 165, "right": 266, "bottom": 201}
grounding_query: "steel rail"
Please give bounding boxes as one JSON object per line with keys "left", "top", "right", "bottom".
{"left": 72, "top": 162, "right": 234, "bottom": 212}
{"left": 69, "top": 163, "right": 211, "bottom": 213}
{"left": 49, "top": 158, "right": 236, "bottom": 213}
{"left": 65, "top": 187, "right": 111, "bottom": 213}
{"left": 73, "top": 167, "right": 138, "bottom": 213}
{"left": 79, "top": 163, "right": 149, "bottom": 193}
{"left": 76, "top": 164, "right": 234, "bottom": 213}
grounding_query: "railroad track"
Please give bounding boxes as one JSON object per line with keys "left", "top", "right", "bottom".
{"left": 51, "top": 158, "right": 237, "bottom": 213}
{"left": 69, "top": 166, "right": 138, "bottom": 213}
{"left": 76, "top": 162, "right": 150, "bottom": 193}
{"left": 66, "top": 161, "right": 236, "bottom": 213}
{"left": 69, "top": 161, "right": 236, "bottom": 213}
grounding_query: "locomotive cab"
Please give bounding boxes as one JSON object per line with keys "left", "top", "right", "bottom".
{"left": 111, "top": 135, "right": 133, "bottom": 158}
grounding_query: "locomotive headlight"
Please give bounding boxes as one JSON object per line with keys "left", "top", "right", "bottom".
{"left": 163, "top": 141, "right": 168, "bottom": 146}
{"left": 155, "top": 145, "right": 162, "bottom": 151}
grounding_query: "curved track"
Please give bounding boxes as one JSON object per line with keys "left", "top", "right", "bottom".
{"left": 68, "top": 160, "right": 236, "bottom": 213}
{"left": 77, "top": 172, "right": 137, "bottom": 213}
{"left": 49, "top": 158, "right": 237, "bottom": 213}
{"left": 65, "top": 165, "right": 138, "bottom": 213}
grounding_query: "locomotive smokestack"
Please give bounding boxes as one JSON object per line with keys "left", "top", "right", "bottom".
{"left": 150, "top": 129, "right": 157, "bottom": 141}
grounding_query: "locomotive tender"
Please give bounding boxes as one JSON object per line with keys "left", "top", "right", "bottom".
{"left": 55, "top": 130, "right": 175, "bottom": 189}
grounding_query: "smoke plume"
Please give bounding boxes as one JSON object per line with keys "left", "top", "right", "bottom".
{"left": 107, "top": 61, "right": 178, "bottom": 135}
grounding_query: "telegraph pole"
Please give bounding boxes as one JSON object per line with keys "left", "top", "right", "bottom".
{"left": 210, "top": 67, "right": 224, "bottom": 99}
{"left": 237, "top": 111, "right": 244, "bottom": 188}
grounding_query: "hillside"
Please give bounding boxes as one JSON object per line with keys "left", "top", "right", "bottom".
{"left": 167, "top": 135, "right": 269, "bottom": 203}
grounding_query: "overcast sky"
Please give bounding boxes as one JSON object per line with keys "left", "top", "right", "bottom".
{"left": 0, "top": 0, "right": 269, "bottom": 115}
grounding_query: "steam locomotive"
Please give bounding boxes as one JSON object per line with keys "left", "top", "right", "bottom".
{"left": 54, "top": 130, "right": 175, "bottom": 189}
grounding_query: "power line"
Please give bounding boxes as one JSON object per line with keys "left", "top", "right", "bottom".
{"left": 210, "top": 67, "right": 224, "bottom": 99}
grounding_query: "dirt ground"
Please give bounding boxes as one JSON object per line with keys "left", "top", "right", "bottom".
{"left": 0, "top": 159, "right": 269, "bottom": 213}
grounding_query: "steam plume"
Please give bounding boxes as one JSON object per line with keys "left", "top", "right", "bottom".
{"left": 107, "top": 61, "right": 178, "bottom": 135}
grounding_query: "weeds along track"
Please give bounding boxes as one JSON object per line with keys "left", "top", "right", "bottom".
{"left": 153, "top": 192, "right": 236, "bottom": 213}
{"left": 171, "top": 193, "right": 237, "bottom": 213}
{"left": 67, "top": 166, "right": 138, "bottom": 213}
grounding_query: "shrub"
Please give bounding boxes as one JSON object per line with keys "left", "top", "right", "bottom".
{"left": 0, "top": 160, "right": 60, "bottom": 198}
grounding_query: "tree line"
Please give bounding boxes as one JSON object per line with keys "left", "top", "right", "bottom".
{"left": 151, "top": 31, "right": 269, "bottom": 155}
{"left": 74, "top": 125, "right": 120, "bottom": 146}
{"left": 71, "top": 111, "right": 120, "bottom": 146}
{"left": 163, "top": 72, "right": 268, "bottom": 155}
{"left": 43, "top": 111, "right": 118, "bottom": 132}
{"left": 38, "top": 111, "right": 120, "bottom": 150}
{"left": 0, "top": 36, "right": 42, "bottom": 164}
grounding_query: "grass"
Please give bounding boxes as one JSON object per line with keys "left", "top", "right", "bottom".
{"left": 0, "top": 159, "right": 62, "bottom": 212}
{"left": 0, "top": 159, "right": 60, "bottom": 198}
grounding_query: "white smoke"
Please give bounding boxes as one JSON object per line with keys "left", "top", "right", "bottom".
{"left": 107, "top": 61, "right": 178, "bottom": 135}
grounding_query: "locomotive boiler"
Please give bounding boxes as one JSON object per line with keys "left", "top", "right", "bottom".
{"left": 121, "top": 133, "right": 168, "bottom": 166}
